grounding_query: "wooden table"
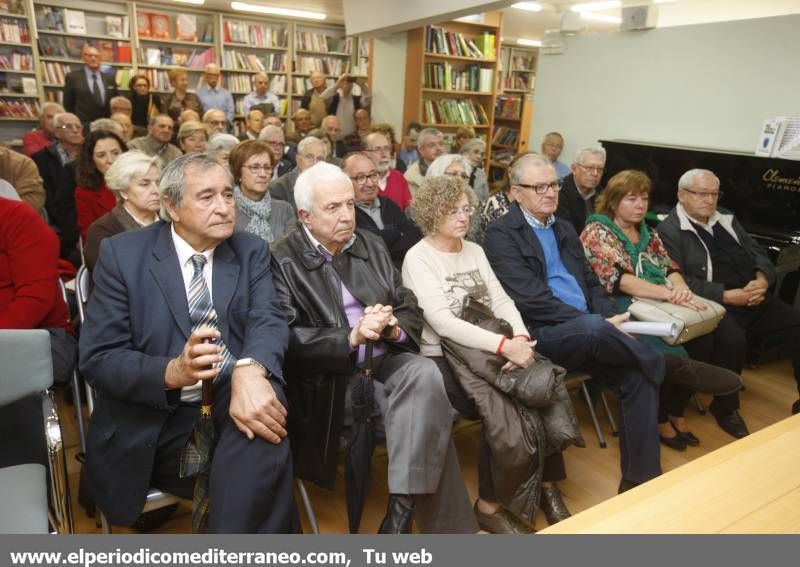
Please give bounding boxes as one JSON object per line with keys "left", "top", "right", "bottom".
{"left": 541, "top": 414, "right": 800, "bottom": 533}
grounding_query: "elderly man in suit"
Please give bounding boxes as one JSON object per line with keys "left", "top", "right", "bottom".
{"left": 555, "top": 146, "right": 607, "bottom": 234}
{"left": 79, "top": 153, "right": 297, "bottom": 533}
{"left": 270, "top": 162, "right": 476, "bottom": 534}
{"left": 63, "top": 44, "right": 118, "bottom": 126}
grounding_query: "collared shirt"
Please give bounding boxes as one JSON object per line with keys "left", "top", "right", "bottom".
{"left": 53, "top": 141, "right": 74, "bottom": 167}
{"left": 680, "top": 203, "right": 723, "bottom": 233}
{"left": 84, "top": 66, "right": 105, "bottom": 105}
{"left": 521, "top": 207, "right": 556, "bottom": 229}
{"left": 122, "top": 204, "right": 157, "bottom": 227}
{"left": 399, "top": 148, "right": 419, "bottom": 166}
{"left": 171, "top": 224, "right": 215, "bottom": 303}
{"left": 355, "top": 197, "right": 383, "bottom": 229}
{"left": 242, "top": 91, "right": 281, "bottom": 115}
{"left": 553, "top": 159, "right": 570, "bottom": 181}
{"left": 196, "top": 84, "right": 235, "bottom": 123}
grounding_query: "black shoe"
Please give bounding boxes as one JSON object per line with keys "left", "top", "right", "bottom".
{"left": 378, "top": 495, "right": 414, "bottom": 534}
{"left": 713, "top": 410, "right": 750, "bottom": 439}
{"left": 668, "top": 420, "right": 700, "bottom": 446}
{"left": 474, "top": 501, "right": 535, "bottom": 534}
{"left": 792, "top": 399, "right": 800, "bottom": 415}
{"left": 132, "top": 503, "right": 179, "bottom": 532}
{"left": 618, "top": 478, "right": 640, "bottom": 494}
{"left": 659, "top": 432, "right": 687, "bottom": 451}
{"left": 540, "top": 486, "right": 571, "bottom": 525}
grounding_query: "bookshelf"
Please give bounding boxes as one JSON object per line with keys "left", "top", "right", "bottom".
{"left": 403, "top": 13, "right": 502, "bottom": 169}
{"left": 0, "top": 0, "right": 39, "bottom": 130}
{"left": 489, "top": 44, "right": 536, "bottom": 180}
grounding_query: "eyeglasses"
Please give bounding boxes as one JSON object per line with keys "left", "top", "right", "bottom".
{"left": 58, "top": 124, "right": 82, "bottom": 131}
{"left": 349, "top": 172, "right": 380, "bottom": 185}
{"left": 682, "top": 188, "right": 723, "bottom": 200}
{"left": 300, "top": 153, "right": 324, "bottom": 164}
{"left": 244, "top": 164, "right": 273, "bottom": 174}
{"left": 577, "top": 164, "right": 604, "bottom": 174}
{"left": 365, "top": 145, "right": 392, "bottom": 154}
{"left": 516, "top": 180, "right": 563, "bottom": 194}
{"left": 445, "top": 172, "right": 470, "bottom": 181}
{"left": 444, "top": 206, "right": 475, "bottom": 218}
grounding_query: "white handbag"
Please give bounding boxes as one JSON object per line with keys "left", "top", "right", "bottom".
{"left": 628, "top": 296, "right": 726, "bottom": 346}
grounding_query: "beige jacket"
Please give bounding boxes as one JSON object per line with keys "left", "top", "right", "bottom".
{"left": 0, "top": 146, "right": 45, "bottom": 213}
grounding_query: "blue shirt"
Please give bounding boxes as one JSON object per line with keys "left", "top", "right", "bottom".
{"left": 243, "top": 91, "right": 281, "bottom": 115}
{"left": 83, "top": 66, "right": 106, "bottom": 105}
{"left": 399, "top": 148, "right": 419, "bottom": 166}
{"left": 196, "top": 85, "right": 234, "bottom": 123}
{"left": 553, "top": 160, "right": 570, "bottom": 181}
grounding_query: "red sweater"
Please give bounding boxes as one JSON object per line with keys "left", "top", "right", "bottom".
{"left": 380, "top": 168, "right": 413, "bottom": 212}
{"left": 75, "top": 184, "right": 116, "bottom": 241}
{"left": 0, "top": 197, "right": 70, "bottom": 332}
{"left": 22, "top": 129, "right": 53, "bottom": 157}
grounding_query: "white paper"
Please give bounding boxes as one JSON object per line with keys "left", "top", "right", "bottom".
{"left": 620, "top": 321, "right": 678, "bottom": 338}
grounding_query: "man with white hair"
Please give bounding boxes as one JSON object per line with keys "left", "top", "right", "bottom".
{"left": 363, "top": 129, "right": 412, "bottom": 212}
{"left": 22, "top": 101, "right": 63, "bottom": 157}
{"left": 321, "top": 115, "right": 347, "bottom": 158}
{"left": 243, "top": 72, "right": 281, "bottom": 116}
{"left": 110, "top": 112, "right": 134, "bottom": 143}
{"left": 90, "top": 117, "right": 124, "bottom": 137}
{"left": 270, "top": 161, "right": 476, "bottom": 534}
{"left": 128, "top": 114, "right": 183, "bottom": 167}
{"left": 196, "top": 63, "right": 234, "bottom": 125}
{"left": 269, "top": 136, "right": 326, "bottom": 213}
{"left": 541, "top": 132, "right": 569, "bottom": 181}
{"left": 555, "top": 145, "right": 607, "bottom": 234}
{"left": 203, "top": 108, "right": 228, "bottom": 135}
{"left": 404, "top": 127, "right": 444, "bottom": 195}
{"left": 258, "top": 124, "right": 294, "bottom": 180}
{"left": 238, "top": 109, "right": 264, "bottom": 142}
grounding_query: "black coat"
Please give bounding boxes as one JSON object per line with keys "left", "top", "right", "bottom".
{"left": 484, "top": 202, "right": 616, "bottom": 330}
{"left": 555, "top": 173, "right": 597, "bottom": 235}
{"left": 63, "top": 68, "right": 118, "bottom": 124}
{"left": 270, "top": 227, "right": 423, "bottom": 488}
{"left": 30, "top": 146, "right": 79, "bottom": 265}
{"left": 355, "top": 196, "right": 422, "bottom": 269}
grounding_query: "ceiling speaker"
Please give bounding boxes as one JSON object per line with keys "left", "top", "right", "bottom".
{"left": 621, "top": 5, "right": 659, "bottom": 31}
{"left": 560, "top": 11, "right": 582, "bottom": 34}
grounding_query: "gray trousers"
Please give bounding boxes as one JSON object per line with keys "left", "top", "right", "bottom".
{"left": 369, "top": 351, "right": 478, "bottom": 533}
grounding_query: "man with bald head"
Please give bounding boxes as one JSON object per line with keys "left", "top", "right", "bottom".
{"left": 269, "top": 136, "right": 325, "bottom": 212}
{"left": 287, "top": 109, "right": 312, "bottom": 144}
{"left": 238, "top": 109, "right": 264, "bottom": 142}
{"left": 299, "top": 70, "right": 329, "bottom": 127}
{"left": 243, "top": 72, "right": 281, "bottom": 116}
{"left": 110, "top": 112, "right": 134, "bottom": 142}
{"left": 258, "top": 124, "right": 294, "bottom": 179}
{"left": 203, "top": 109, "right": 228, "bottom": 135}
{"left": 197, "top": 63, "right": 234, "bottom": 125}
{"left": 23, "top": 101, "right": 63, "bottom": 156}
{"left": 321, "top": 115, "right": 347, "bottom": 158}
{"left": 63, "top": 43, "right": 118, "bottom": 125}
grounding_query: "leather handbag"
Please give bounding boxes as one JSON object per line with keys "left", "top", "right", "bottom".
{"left": 628, "top": 296, "right": 726, "bottom": 346}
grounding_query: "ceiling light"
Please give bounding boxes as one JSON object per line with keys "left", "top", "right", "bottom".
{"left": 570, "top": 1, "right": 621, "bottom": 12}
{"left": 172, "top": 0, "right": 205, "bottom": 4}
{"left": 230, "top": 2, "right": 326, "bottom": 20}
{"left": 512, "top": 2, "right": 543, "bottom": 12}
{"left": 654, "top": 0, "right": 675, "bottom": 3}
{"left": 517, "top": 38, "right": 542, "bottom": 47}
{"left": 579, "top": 11, "right": 622, "bottom": 23}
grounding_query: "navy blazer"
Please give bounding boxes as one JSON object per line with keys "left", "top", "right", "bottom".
{"left": 79, "top": 221, "right": 288, "bottom": 524}
{"left": 484, "top": 202, "right": 616, "bottom": 331}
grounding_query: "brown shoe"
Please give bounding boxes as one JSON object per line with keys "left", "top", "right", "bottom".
{"left": 473, "top": 501, "right": 535, "bottom": 534}
{"left": 540, "top": 486, "right": 571, "bottom": 525}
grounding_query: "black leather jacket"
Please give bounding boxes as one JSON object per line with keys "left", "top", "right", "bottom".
{"left": 270, "top": 226, "right": 423, "bottom": 488}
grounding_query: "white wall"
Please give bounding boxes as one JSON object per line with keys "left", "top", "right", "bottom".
{"left": 370, "top": 33, "right": 407, "bottom": 137}
{"left": 531, "top": 14, "right": 800, "bottom": 163}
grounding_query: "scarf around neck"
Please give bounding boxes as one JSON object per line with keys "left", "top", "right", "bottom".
{"left": 234, "top": 185, "right": 274, "bottom": 243}
{"left": 586, "top": 213, "right": 666, "bottom": 285}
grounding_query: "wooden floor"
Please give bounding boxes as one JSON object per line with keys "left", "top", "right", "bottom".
{"left": 58, "top": 358, "right": 799, "bottom": 534}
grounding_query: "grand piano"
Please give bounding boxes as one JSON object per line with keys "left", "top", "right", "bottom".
{"left": 601, "top": 139, "right": 800, "bottom": 304}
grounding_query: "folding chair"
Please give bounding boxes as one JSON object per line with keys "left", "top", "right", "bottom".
{"left": 564, "top": 372, "right": 618, "bottom": 449}
{"left": 57, "top": 277, "right": 87, "bottom": 455}
{"left": 0, "top": 330, "right": 73, "bottom": 534}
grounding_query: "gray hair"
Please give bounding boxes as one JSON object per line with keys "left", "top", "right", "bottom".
{"left": 572, "top": 145, "right": 607, "bottom": 166}
{"left": 159, "top": 153, "right": 232, "bottom": 221}
{"left": 109, "top": 96, "right": 131, "bottom": 109}
{"left": 426, "top": 154, "right": 469, "bottom": 178}
{"left": 258, "top": 125, "right": 284, "bottom": 141}
{"left": 148, "top": 114, "right": 173, "bottom": 127}
{"left": 294, "top": 162, "right": 352, "bottom": 214}
{"left": 105, "top": 150, "right": 160, "bottom": 195}
{"left": 89, "top": 118, "right": 123, "bottom": 136}
{"left": 202, "top": 108, "right": 226, "bottom": 122}
{"left": 207, "top": 133, "right": 240, "bottom": 152}
{"left": 459, "top": 138, "right": 485, "bottom": 154}
{"left": 297, "top": 136, "right": 324, "bottom": 154}
{"left": 509, "top": 153, "right": 554, "bottom": 186}
{"left": 41, "top": 101, "right": 64, "bottom": 115}
{"left": 678, "top": 168, "right": 719, "bottom": 191}
{"left": 53, "top": 112, "right": 79, "bottom": 129}
{"left": 417, "top": 127, "right": 442, "bottom": 147}
{"left": 252, "top": 71, "right": 268, "bottom": 83}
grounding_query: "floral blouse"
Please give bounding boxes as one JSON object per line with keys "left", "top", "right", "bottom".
{"left": 580, "top": 221, "right": 679, "bottom": 295}
{"left": 480, "top": 191, "right": 511, "bottom": 235}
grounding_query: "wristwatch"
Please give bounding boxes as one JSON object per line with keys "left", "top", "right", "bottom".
{"left": 235, "top": 358, "right": 267, "bottom": 374}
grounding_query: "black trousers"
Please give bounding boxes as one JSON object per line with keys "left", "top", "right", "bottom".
{"left": 431, "top": 357, "right": 567, "bottom": 502}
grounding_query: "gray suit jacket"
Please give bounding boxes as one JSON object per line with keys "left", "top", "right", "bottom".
{"left": 268, "top": 168, "right": 301, "bottom": 213}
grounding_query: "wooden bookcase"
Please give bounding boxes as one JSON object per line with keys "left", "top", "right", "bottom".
{"left": 0, "top": 0, "right": 39, "bottom": 134}
{"left": 403, "top": 12, "right": 502, "bottom": 168}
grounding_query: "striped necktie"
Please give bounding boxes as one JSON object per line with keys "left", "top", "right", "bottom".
{"left": 189, "top": 254, "right": 233, "bottom": 375}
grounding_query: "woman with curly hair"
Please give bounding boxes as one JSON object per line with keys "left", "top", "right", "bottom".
{"left": 74, "top": 130, "right": 126, "bottom": 241}
{"left": 402, "top": 175, "right": 577, "bottom": 533}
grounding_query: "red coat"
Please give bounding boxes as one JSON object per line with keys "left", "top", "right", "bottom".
{"left": 75, "top": 184, "right": 116, "bottom": 241}
{"left": 380, "top": 168, "right": 412, "bottom": 212}
{"left": 22, "top": 129, "right": 54, "bottom": 157}
{"left": 0, "top": 197, "right": 70, "bottom": 332}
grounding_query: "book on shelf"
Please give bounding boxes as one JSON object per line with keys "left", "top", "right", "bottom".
{"left": 424, "top": 25, "right": 487, "bottom": 59}
{"left": 222, "top": 50, "right": 285, "bottom": 72}
{"left": 291, "top": 76, "right": 333, "bottom": 95}
{"left": 0, "top": 51, "right": 33, "bottom": 72}
{"left": 136, "top": 12, "right": 151, "bottom": 38}
{"left": 473, "top": 32, "right": 496, "bottom": 59}
{"left": 105, "top": 15, "right": 127, "bottom": 38}
{"left": 0, "top": 97, "right": 40, "bottom": 117}
{"left": 114, "top": 68, "right": 131, "bottom": 89}
{"left": 21, "top": 76, "right": 35, "bottom": 95}
{"left": 138, "top": 46, "right": 215, "bottom": 69}
{"left": 295, "top": 31, "right": 347, "bottom": 53}
{"left": 491, "top": 126, "right": 519, "bottom": 147}
{"left": 176, "top": 14, "right": 197, "bottom": 42}
{"left": 510, "top": 53, "right": 535, "bottom": 71}
{"left": 43, "top": 61, "right": 71, "bottom": 84}
{"left": 424, "top": 62, "right": 492, "bottom": 92}
{"left": 0, "top": 0, "right": 25, "bottom": 15}
{"left": 422, "top": 98, "right": 488, "bottom": 126}
{"left": 63, "top": 9, "right": 86, "bottom": 35}
{"left": 45, "top": 90, "right": 63, "bottom": 104}
{"left": 35, "top": 6, "right": 65, "bottom": 32}
{"left": 149, "top": 13, "right": 170, "bottom": 39}
{"left": 0, "top": 17, "right": 29, "bottom": 43}
{"left": 224, "top": 20, "right": 287, "bottom": 48}
{"left": 294, "top": 56, "right": 350, "bottom": 75}
{"left": 38, "top": 36, "right": 84, "bottom": 59}
{"left": 494, "top": 95, "right": 521, "bottom": 119}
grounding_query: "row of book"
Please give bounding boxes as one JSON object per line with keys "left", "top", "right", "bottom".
{"left": 141, "top": 68, "right": 173, "bottom": 91}
{"left": 291, "top": 76, "right": 334, "bottom": 95}
{"left": 0, "top": 51, "right": 33, "bottom": 72}
{"left": 38, "top": 37, "right": 132, "bottom": 63}
{"left": 224, "top": 21, "right": 287, "bottom": 48}
{"left": 224, "top": 73, "right": 287, "bottom": 95}
{"left": 491, "top": 126, "right": 519, "bottom": 147}
{"left": 423, "top": 62, "right": 493, "bottom": 93}
{"left": 234, "top": 97, "right": 288, "bottom": 118}
{"left": 503, "top": 72, "right": 534, "bottom": 91}
{"left": 424, "top": 25, "right": 495, "bottom": 60}
{"left": 494, "top": 95, "right": 522, "bottom": 119}
{"left": 44, "top": 90, "right": 63, "bottom": 104}
{"left": 137, "top": 47, "right": 215, "bottom": 69}
{"left": 36, "top": 7, "right": 131, "bottom": 39}
{"left": 137, "top": 12, "right": 213, "bottom": 43}
{"left": 0, "top": 72, "right": 35, "bottom": 94}
{"left": 422, "top": 98, "right": 489, "bottom": 126}
{"left": 509, "top": 54, "right": 536, "bottom": 71}
{"left": 0, "top": 16, "right": 29, "bottom": 43}
{"left": 0, "top": 0, "right": 25, "bottom": 16}
{"left": 294, "top": 56, "right": 350, "bottom": 75}
{"left": 294, "top": 31, "right": 350, "bottom": 54}
{"left": 221, "top": 51, "right": 286, "bottom": 72}
{"left": 41, "top": 61, "right": 71, "bottom": 85}
{"left": 0, "top": 97, "right": 40, "bottom": 117}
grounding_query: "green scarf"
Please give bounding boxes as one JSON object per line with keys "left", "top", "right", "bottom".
{"left": 585, "top": 213, "right": 666, "bottom": 285}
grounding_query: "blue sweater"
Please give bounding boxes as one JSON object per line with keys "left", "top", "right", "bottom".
{"left": 532, "top": 225, "right": 588, "bottom": 313}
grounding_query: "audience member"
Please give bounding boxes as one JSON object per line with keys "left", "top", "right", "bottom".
{"left": 287, "top": 109, "right": 312, "bottom": 143}
{"left": 127, "top": 74, "right": 164, "bottom": 131}
{"left": 367, "top": 122, "right": 404, "bottom": 172}
{"left": 399, "top": 122, "right": 421, "bottom": 167}
{"left": 206, "top": 133, "right": 239, "bottom": 164}
{"left": 243, "top": 72, "right": 281, "bottom": 116}
{"left": 459, "top": 138, "right": 489, "bottom": 201}
{"left": 176, "top": 121, "right": 210, "bottom": 154}
{"left": 263, "top": 114, "right": 283, "bottom": 128}
{"left": 541, "top": 132, "right": 569, "bottom": 180}
{"left": 300, "top": 70, "right": 330, "bottom": 127}
{"left": 321, "top": 73, "right": 371, "bottom": 138}
{"left": 269, "top": 136, "right": 325, "bottom": 212}
{"left": 110, "top": 113, "right": 134, "bottom": 142}
{"left": 238, "top": 109, "right": 265, "bottom": 141}
{"left": 258, "top": 125, "right": 294, "bottom": 180}
{"left": 84, "top": 152, "right": 161, "bottom": 273}
{"left": 426, "top": 155, "right": 480, "bottom": 241}
{"left": 63, "top": 44, "right": 118, "bottom": 125}
{"left": 363, "top": 129, "right": 412, "bottom": 212}
{"left": 89, "top": 118, "right": 124, "bottom": 137}
{"left": 229, "top": 140, "right": 295, "bottom": 243}
{"left": 484, "top": 154, "right": 663, "bottom": 493}
{"left": 453, "top": 126, "right": 476, "bottom": 153}
{"left": 556, "top": 146, "right": 607, "bottom": 234}
{"left": 0, "top": 145, "right": 44, "bottom": 214}
{"left": 203, "top": 109, "right": 228, "bottom": 135}
{"left": 580, "top": 170, "right": 746, "bottom": 444}
{"left": 127, "top": 114, "right": 182, "bottom": 167}
{"left": 270, "top": 162, "right": 476, "bottom": 534}
{"left": 342, "top": 152, "right": 421, "bottom": 268}
{"left": 659, "top": 168, "right": 800, "bottom": 415}
{"left": 179, "top": 108, "right": 201, "bottom": 126}
{"left": 79, "top": 153, "right": 296, "bottom": 533}
{"left": 74, "top": 130, "right": 125, "bottom": 240}
{"left": 22, "top": 102, "right": 63, "bottom": 157}
{"left": 162, "top": 68, "right": 203, "bottom": 123}
{"left": 308, "top": 128, "right": 341, "bottom": 167}
{"left": 321, "top": 115, "right": 347, "bottom": 158}
{"left": 110, "top": 96, "right": 144, "bottom": 138}
{"left": 352, "top": 108, "right": 371, "bottom": 148}
{"left": 196, "top": 64, "right": 234, "bottom": 125}
{"left": 404, "top": 127, "right": 444, "bottom": 195}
